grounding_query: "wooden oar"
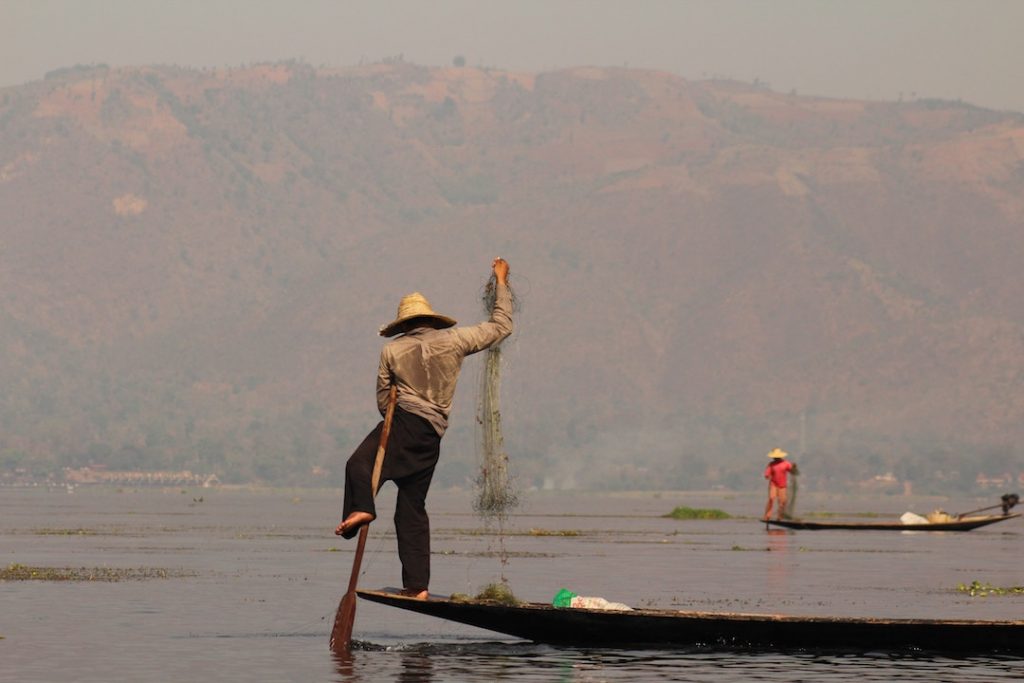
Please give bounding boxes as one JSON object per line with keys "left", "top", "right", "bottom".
{"left": 956, "top": 493, "right": 1019, "bottom": 519}
{"left": 329, "top": 384, "right": 397, "bottom": 653}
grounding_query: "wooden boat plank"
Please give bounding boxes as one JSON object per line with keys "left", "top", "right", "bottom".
{"left": 357, "top": 588, "right": 1024, "bottom": 652}
{"left": 765, "top": 513, "right": 1019, "bottom": 531}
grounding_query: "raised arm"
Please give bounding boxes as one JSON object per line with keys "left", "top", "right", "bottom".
{"left": 454, "top": 258, "right": 513, "bottom": 355}
{"left": 492, "top": 257, "right": 509, "bottom": 287}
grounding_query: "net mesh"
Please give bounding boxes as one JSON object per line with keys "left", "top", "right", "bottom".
{"left": 473, "top": 274, "right": 520, "bottom": 520}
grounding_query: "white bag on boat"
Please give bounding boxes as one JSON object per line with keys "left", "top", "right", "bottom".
{"left": 570, "top": 595, "right": 633, "bottom": 611}
{"left": 900, "top": 512, "right": 929, "bottom": 525}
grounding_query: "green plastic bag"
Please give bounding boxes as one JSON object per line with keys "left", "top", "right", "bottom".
{"left": 552, "top": 588, "right": 577, "bottom": 608}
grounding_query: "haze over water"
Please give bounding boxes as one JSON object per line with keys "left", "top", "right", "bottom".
{"left": 2, "top": 487, "right": 1020, "bottom": 682}
{"left": 3, "top": 3, "right": 1023, "bottom": 681}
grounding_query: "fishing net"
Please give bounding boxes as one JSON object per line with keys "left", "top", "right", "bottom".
{"left": 472, "top": 272, "right": 523, "bottom": 598}
{"left": 474, "top": 274, "right": 520, "bottom": 520}
{"left": 784, "top": 471, "right": 798, "bottom": 520}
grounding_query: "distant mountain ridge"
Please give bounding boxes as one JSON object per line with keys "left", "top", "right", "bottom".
{"left": 1, "top": 61, "right": 1023, "bottom": 490}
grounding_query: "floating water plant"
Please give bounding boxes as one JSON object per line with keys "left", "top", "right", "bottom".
{"left": 0, "top": 563, "right": 194, "bottom": 582}
{"left": 527, "top": 528, "right": 580, "bottom": 537}
{"left": 664, "top": 506, "right": 731, "bottom": 520}
{"left": 957, "top": 580, "right": 1024, "bottom": 597}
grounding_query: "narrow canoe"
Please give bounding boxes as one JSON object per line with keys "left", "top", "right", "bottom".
{"left": 765, "top": 513, "right": 1020, "bottom": 531}
{"left": 357, "top": 588, "right": 1024, "bottom": 653}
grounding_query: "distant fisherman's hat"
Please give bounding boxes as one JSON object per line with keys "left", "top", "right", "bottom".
{"left": 767, "top": 448, "right": 788, "bottom": 459}
{"left": 379, "top": 292, "right": 457, "bottom": 337}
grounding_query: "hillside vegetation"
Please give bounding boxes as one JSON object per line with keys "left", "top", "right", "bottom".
{"left": 1, "top": 61, "right": 1023, "bottom": 491}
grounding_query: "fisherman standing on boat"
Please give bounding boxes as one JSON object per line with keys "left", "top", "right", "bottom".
{"left": 763, "top": 448, "right": 797, "bottom": 521}
{"left": 335, "top": 258, "right": 513, "bottom": 600}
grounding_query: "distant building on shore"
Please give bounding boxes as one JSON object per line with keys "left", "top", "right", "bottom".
{"left": 63, "top": 467, "right": 219, "bottom": 488}
{"left": 975, "top": 472, "right": 1019, "bottom": 490}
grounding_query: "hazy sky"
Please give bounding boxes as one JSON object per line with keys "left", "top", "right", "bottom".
{"left": 3, "top": 0, "right": 1023, "bottom": 113}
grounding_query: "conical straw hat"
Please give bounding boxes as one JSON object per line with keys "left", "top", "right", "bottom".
{"left": 766, "top": 447, "right": 788, "bottom": 459}
{"left": 379, "top": 292, "right": 457, "bottom": 337}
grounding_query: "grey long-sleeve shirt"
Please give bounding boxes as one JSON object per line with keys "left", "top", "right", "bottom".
{"left": 376, "top": 284, "right": 513, "bottom": 436}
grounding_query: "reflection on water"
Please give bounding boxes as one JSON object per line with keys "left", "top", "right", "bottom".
{"left": 396, "top": 649, "right": 434, "bottom": 683}
{"left": 764, "top": 527, "right": 792, "bottom": 597}
{"left": 328, "top": 642, "right": 1022, "bottom": 683}
{"left": 1, "top": 487, "right": 1021, "bottom": 682}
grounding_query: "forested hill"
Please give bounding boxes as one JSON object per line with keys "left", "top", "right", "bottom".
{"left": 2, "top": 61, "right": 1023, "bottom": 490}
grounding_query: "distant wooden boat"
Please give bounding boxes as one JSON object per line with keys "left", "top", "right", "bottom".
{"left": 765, "top": 513, "right": 1020, "bottom": 532}
{"left": 357, "top": 588, "right": 1024, "bottom": 653}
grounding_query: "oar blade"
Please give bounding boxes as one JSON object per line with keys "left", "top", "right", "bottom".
{"left": 329, "top": 524, "right": 371, "bottom": 652}
{"left": 330, "top": 591, "right": 358, "bottom": 653}
{"left": 330, "top": 386, "right": 394, "bottom": 653}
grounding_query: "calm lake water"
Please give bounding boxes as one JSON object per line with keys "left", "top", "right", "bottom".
{"left": 1, "top": 487, "right": 1021, "bottom": 682}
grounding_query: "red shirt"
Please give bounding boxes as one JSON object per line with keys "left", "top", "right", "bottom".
{"left": 764, "top": 459, "right": 793, "bottom": 488}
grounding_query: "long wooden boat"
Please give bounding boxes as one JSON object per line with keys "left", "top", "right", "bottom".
{"left": 765, "top": 512, "right": 1019, "bottom": 531}
{"left": 357, "top": 588, "right": 1024, "bottom": 653}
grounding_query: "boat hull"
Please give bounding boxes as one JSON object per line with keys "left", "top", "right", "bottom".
{"left": 765, "top": 513, "right": 1019, "bottom": 531}
{"left": 357, "top": 589, "right": 1024, "bottom": 652}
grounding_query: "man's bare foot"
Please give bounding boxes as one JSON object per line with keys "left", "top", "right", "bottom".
{"left": 400, "top": 588, "right": 428, "bottom": 600}
{"left": 334, "top": 511, "right": 375, "bottom": 539}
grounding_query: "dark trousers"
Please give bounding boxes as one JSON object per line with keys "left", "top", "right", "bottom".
{"left": 343, "top": 407, "right": 441, "bottom": 590}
